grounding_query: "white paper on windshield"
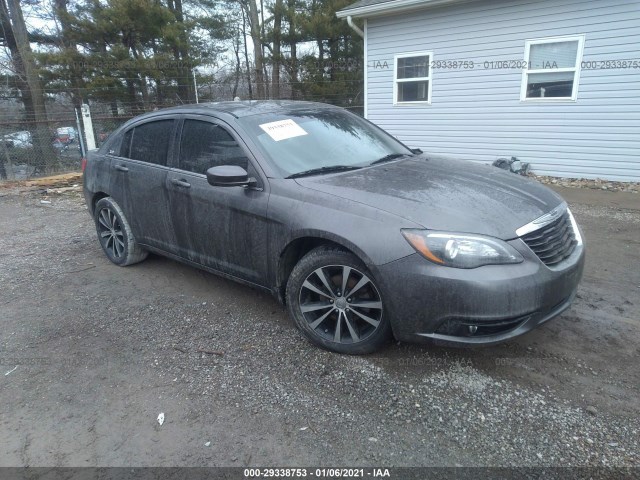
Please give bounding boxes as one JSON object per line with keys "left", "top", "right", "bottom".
{"left": 259, "top": 119, "right": 308, "bottom": 141}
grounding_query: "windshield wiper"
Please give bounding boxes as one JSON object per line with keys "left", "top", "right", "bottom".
{"left": 369, "top": 153, "right": 411, "bottom": 166}
{"left": 286, "top": 165, "right": 362, "bottom": 179}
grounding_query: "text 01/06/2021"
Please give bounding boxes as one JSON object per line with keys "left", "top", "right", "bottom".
{"left": 243, "top": 468, "right": 392, "bottom": 477}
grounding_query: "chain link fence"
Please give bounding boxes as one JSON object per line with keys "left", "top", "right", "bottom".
{"left": 0, "top": 104, "right": 142, "bottom": 181}
{"left": 0, "top": 115, "right": 82, "bottom": 180}
{"left": 1, "top": 94, "right": 363, "bottom": 181}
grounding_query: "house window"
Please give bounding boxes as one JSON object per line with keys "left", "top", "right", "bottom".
{"left": 394, "top": 52, "right": 432, "bottom": 104}
{"left": 521, "top": 35, "right": 585, "bottom": 101}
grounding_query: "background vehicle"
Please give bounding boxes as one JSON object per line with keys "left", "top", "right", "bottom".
{"left": 84, "top": 101, "right": 585, "bottom": 354}
{"left": 53, "top": 127, "right": 79, "bottom": 151}
{"left": 3, "top": 131, "right": 33, "bottom": 149}
{"left": 56, "top": 126, "right": 77, "bottom": 142}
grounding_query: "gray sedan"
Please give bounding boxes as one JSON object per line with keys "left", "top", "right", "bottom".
{"left": 83, "top": 101, "right": 585, "bottom": 354}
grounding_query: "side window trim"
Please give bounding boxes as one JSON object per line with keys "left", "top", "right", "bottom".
{"left": 168, "top": 117, "right": 184, "bottom": 169}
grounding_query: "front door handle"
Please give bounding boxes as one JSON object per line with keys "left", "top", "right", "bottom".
{"left": 171, "top": 178, "right": 191, "bottom": 188}
{"left": 114, "top": 164, "right": 129, "bottom": 172}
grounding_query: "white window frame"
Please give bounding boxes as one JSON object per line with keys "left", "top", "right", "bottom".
{"left": 520, "top": 34, "right": 585, "bottom": 102}
{"left": 394, "top": 51, "right": 433, "bottom": 106}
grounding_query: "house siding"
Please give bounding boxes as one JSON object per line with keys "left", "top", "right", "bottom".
{"left": 365, "top": 0, "right": 640, "bottom": 181}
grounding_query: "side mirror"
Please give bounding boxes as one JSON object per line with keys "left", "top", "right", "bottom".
{"left": 206, "top": 165, "right": 257, "bottom": 187}
{"left": 411, "top": 148, "right": 423, "bottom": 155}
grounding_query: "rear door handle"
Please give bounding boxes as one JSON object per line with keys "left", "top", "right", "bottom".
{"left": 171, "top": 178, "right": 191, "bottom": 188}
{"left": 114, "top": 165, "right": 128, "bottom": 172}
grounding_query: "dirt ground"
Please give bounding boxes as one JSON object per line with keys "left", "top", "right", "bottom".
{"left": 0, "top": 182, "right": 638, "bottom": 469}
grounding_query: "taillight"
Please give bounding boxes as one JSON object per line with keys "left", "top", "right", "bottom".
{"left": 81, "top": 157, "right": 87, "bottom": 172}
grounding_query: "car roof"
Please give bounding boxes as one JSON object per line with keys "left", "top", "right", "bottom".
{"left": 102, "top": 100, "right": 348, "bottom": 158}
{"left": 136, "top": 100, "right": 342, "bottom": 121}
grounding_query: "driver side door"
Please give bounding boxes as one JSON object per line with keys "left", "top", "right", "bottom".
{"left": 166, "top": 116, "right": 270, "bottom": 285}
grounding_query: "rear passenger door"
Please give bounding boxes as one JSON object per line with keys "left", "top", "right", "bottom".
{"left": 109, "top": 117, "right": 178, "bottom": 252}
{"left": 166, "top": 116, "right": 269, "bottom": 284}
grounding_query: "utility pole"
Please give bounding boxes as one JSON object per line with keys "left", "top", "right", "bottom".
{"left": 193, "top": 69, "right": 199, "bottom": 103}
{"left": 75, "top": 107, "right": 86, "bottom": 157}
{"left": 81, "top": 104, "right": 96, "bottom": 150}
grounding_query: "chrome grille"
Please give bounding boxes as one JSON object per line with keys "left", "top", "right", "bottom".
{"left": 521, "top": 211, "right": 577, "bottom": 266}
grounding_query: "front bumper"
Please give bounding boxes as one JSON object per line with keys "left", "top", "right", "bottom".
{"left": 374, "top": 238, "right": 585, "bottom": 346}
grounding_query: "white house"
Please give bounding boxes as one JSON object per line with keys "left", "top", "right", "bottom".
{"left": 337, "top": 0, "right": 640, "bottom": 181}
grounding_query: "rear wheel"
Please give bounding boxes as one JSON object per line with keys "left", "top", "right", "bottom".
{"left": 286, "top": 247, "right": 391, "bottom": 354}
{"left": 94, "top": 197, "right": 148, "bottom": 266}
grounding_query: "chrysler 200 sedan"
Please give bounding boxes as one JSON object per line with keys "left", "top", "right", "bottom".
{"left": 83, "top": 101, "right": 585, "bottom": 354}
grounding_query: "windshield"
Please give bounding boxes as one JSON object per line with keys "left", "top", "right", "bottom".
{"left": 238, "top": 109, "right": 412, "bottom": 177}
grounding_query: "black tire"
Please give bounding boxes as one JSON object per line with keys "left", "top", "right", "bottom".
{"left": 94, "top": 197, "right": 148, "bottom": 266}
{"left": 286, "top": 247, "right": 392, "bottom": 354}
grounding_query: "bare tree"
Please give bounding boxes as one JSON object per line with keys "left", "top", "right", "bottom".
{"left": 271, "top": 0, "right": 283, "bottom": 99}
{"left": 285, "top": 0, "right": 298, "bottom": 99}
{"left": 52, "top": 0, "right": 85, "bottom": 109}
{"left": 167, "top": 0, "right": 195, "bottom": 103}
{"left": 232, "top": 24, "right": 242, "bottom": 98}
{"left": 1, "top": 0, "right": 56, "bottom": 172}
{"left": 244, "top": 0, "right": 265, "bottom": 99}
{"left": 240, "top": 5, "right": 253, "bottom": 99}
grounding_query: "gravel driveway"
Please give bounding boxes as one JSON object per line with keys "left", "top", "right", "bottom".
{"left": 0, "top": 184, "right": 638, "bottom": 470}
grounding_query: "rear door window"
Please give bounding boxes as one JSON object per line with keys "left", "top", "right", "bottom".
{"left": 126, "top": 120, "right": 174, "bottom": 166}
{"left": 178, "top": 119, "right": 248, "bottom": 174}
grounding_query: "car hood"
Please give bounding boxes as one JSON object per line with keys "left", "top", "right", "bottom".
{"left": 295, "top": 154, "right": 564, "bottom": 240}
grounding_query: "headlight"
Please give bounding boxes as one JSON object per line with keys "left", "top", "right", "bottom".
{"left": 567, "top": 208, "right": 583, "bottom": 246}
{"left": 401, "top": 230, "right": 524, "bottom": 269}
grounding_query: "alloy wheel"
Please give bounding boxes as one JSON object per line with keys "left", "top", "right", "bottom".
{"left": 298, "top": 265, "right": 383, "bottom": 344}
{"left": 97, "top": 207, "right": 125, "bottom": 259}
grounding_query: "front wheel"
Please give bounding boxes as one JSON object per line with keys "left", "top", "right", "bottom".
{"left": 286, "top": 247, "right": 392, "bottom": 354}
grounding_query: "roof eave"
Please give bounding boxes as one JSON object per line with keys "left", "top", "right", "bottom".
{"left": 336, "top": 0, "right": 471, "bottom": 19}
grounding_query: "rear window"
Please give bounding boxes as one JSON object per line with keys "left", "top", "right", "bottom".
{"left": 122, "top": 120, "right": 174, "bottom": 166}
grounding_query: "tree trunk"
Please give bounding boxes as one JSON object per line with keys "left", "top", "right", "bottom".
{"left": 329, "top": 37, "right": 338, "bottom": 82}
{"left": 2, "top": 0, "right": 57, "bottom": 173}
{"left": 53, "top": 0, "right": 85, "bottom": 110}
{"left": 241, "top": 6, "right": 253, "bottom": 100}
{"left": 285, "top": 0, "right": 297, "bottom": 99}
{"left": 317, "top": 38, "right": 324, "bottom": 76}
{"left": 0, "top": 139, "right": 5, "bottom": 180}
{"left": 53, "top": 0, "right": 95, "bottom": 154}
{"left": 263, "top": 62, "right": 269, "bottom": 99}
{"left": 125, "top": 78, "right": 142, "bottom": 114}
{"left": 167, "top": 0, "right": 193, "bottom": 103}
{"left": 232, "top": 27, "right": 242, "bottom": 98}
{"left": 260, "top": 0, "right": 268, "bottom": 98}
{"left": 0, "top": 139, "right": 15, "bottom": 180}
{"left": 246, "top": 0, "right": 265, "bottom": 99}
{"left": 271, "top": 0, "right": 283, "bottom": 99}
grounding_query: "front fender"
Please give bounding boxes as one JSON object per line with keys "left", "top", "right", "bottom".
{"left": 281, "top": 228, "right": 379, "bottom": 269}
{"left": 266, "top": 179, "right": 419, "bottom": 291}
